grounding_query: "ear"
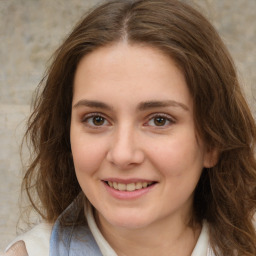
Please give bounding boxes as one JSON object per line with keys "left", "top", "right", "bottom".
{"left": 203, "top": 148, "right": 219, "bottom": 168}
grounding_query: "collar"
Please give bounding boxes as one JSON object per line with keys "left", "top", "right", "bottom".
{"left": 85, "top": 203, "right": 213, "bottom": 256}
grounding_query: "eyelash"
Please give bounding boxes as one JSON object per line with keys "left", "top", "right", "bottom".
{"left": 82, "top": 112, "right": 111, "bottom": 128}
{"left": 145, "top": 113, "right": 175, "bottom": 128}
{"left": 81, "top": 112, "right": 175, "bottom": 128}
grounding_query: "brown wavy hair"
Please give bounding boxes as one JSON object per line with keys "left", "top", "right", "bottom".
{"left": 22, "top": 0, "right": 256, "bottom": 255}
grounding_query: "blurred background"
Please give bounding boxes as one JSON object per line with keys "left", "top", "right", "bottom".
{"left": 0, "top": 0, "right": 255, "bottom": 252}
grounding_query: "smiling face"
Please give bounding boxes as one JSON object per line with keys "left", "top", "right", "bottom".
{"left": 70, "top": 43, "right": 214, "bottom": 231}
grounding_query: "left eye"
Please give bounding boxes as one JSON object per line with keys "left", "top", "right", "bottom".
{"left": 147, "top": 115, "right": 173, "bottom": 127}
{"left": 83, "top": 114, "right": 110, "bottom": 127}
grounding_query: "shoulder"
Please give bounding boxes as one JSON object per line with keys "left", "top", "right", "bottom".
{"left": 5, "top": 222, "right": 53, "bottom": 256}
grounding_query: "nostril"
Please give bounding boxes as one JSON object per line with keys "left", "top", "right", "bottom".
{"left": 106, "top": 148, "right": 145, "bottom": 169}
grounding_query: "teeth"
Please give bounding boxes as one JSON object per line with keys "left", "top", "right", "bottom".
{"left": 107, "top": 181, "right": 154, "bottom": 191}
{"left": 142, "top": 182, "right": 148, "bottom": 188}
{"left": 117, "top": 183, "right": 126, "bottom": 191}
{"left": 135, "top": 182, "right": 142, "bottom": 189}
{"left": 126, "top": 183, "right": 135, "bottom": 191}
{"left": 113, "top": 182, "right": 118, "bottom": 189}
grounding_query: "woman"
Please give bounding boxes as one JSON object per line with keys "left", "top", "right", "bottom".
{"left": 4, "top": 0, "right": 256, "bottom": 255}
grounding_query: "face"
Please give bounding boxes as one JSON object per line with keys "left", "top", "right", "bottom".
{"left": 70, "top": 43, "right": 214, "bottom": 231}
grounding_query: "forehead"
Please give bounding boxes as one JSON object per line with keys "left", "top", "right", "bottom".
{"left": 73, "top": 42, "right": 192, "bottom": 109}
{"left": 76, "top": 42, "right": 179, "bottom": 78}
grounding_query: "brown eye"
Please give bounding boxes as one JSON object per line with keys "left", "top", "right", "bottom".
{"left": 146, "top": 114, "right": 174, "bottom": 128}
{"left": 93, "top": 116, "right": 105, "bottom": 126}
{"left": 154, "top": 117, "right": 167, "bottom": 126}
{"left": 83, "top": 114, "right": 109, "bottom": 128}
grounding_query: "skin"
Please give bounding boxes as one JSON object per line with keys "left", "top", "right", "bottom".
{"left": 70, "top": 42, "right": 216, "bottom": 256}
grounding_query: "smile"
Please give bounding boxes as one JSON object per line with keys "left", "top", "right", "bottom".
{"left": 106, "top": 181, "right": 154, "bottom": 192}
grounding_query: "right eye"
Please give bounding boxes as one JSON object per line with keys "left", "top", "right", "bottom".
{"left": 82, "top": 113, "right": 110, "bottom": 128}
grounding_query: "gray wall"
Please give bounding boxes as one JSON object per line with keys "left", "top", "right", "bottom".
{"left": 0, "top": 0, "right": 255, "bottom": 252}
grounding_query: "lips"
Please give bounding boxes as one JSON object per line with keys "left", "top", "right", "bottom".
{"left": 103, "top": 179, "right": 157, "bottom": 200}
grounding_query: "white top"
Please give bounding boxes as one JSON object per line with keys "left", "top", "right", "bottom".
{"left": 4, "top": 205, "right": 213, "bottom": 256}
{"left": 4, "top": 223, "right": 52, "bottom": 256}
{"left": 86, "top": 205, "right": 212, "bottom": 256}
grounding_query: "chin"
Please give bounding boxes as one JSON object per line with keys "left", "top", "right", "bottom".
{"left": 104, "top": 212, "right": 153, "bottom": 230}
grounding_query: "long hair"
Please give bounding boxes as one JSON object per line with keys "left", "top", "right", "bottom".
{"left": 23, "top": 0, "right": 256, "bottom": 255}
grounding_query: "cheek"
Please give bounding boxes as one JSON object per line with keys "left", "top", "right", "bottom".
{"left": 71, "top": 134, "right": 107, "bottom": 176}
{"left": 147, "top": 133, "right": 204, "bottom": 176}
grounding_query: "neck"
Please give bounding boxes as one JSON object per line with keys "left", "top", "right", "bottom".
{"left": 96, "top": 213, "right": 201, "bottom": 256}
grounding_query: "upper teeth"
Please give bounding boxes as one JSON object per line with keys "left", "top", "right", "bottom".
{"left": 107, "top": 181, "right": 153, "bottom": 191}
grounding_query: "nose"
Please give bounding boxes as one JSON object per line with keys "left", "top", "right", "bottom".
{"left": 106, "top": 125, "right": 145, "bottom": 169}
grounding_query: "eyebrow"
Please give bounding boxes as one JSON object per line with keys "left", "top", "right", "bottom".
{"left": 73, "top": 99, "right": 189, "bottom": 111}
{"left": 73, "top": 100, "right": 113, "bottom": 110}
{"left": 137, "top": 100, "right": 189, "bottom": 111}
